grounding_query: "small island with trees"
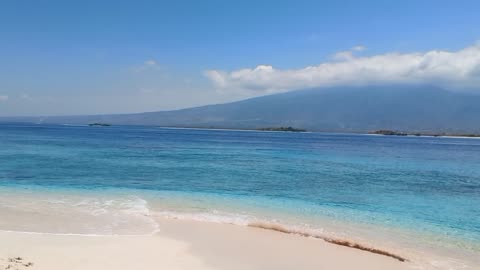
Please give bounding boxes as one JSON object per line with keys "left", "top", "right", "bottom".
{"left": 88, "top": 123, "right": 111, "bottom": 127}
{"left": 257, "top": 127, "right": 307, "bottom": 132}
{"left": 369, "top": 130, "right": 408, "bottom": 136}
{"left": 369, "top": 130, "right": 480, "bottom": 138}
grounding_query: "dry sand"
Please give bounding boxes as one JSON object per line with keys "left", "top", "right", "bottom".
{"left": 0, "top": 217, "right": 418, "bottom": 270}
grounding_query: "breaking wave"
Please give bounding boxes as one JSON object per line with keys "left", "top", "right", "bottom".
{"left": 0, "top": 193, "right": 160, "bottom": 236}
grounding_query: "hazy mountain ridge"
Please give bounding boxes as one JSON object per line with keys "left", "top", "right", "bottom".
{"left": 2, "top": 85, "right": 480, "bottom": 133}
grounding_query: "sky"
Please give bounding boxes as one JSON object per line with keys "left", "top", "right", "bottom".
{"left": 1, "top": 0, "right": 480, "bottom": 116}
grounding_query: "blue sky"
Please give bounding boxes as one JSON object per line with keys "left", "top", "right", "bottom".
{"left": 1, "top": 0, "right": 480, "bottom": 116}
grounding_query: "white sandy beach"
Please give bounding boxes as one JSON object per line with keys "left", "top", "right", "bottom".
{"left": 0, "top": 217, "right": 417, "bottom": 270}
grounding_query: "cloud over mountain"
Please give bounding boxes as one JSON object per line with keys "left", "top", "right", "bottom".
{"left": 205, "top": 43, "right": 480, "bottom": 93}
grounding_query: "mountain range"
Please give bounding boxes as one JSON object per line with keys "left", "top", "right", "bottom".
{"left": 2, "top": 85, "right": 480, "bottom": 133}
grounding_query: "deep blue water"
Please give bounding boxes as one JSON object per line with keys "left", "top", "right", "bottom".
{"left": 0, "top": 123, "right": 479, "bottom": 251}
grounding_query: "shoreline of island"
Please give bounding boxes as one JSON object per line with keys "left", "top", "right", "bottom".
{"left": 3, "top": 121, "right": 480, "bottom": 138}
{"left": 79, "top": 123, "right": 480, "bottom": 138}
{"left": 368, "top": 129, "right": 480, "bottom": 138}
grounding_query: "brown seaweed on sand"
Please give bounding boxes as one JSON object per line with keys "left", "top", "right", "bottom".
{"left": 248, "top": 222, "right": 408, "bottom": 262}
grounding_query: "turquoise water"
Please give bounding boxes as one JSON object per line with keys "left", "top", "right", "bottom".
{"left": 0, "top": 123, "right": 479, "bottom": 266}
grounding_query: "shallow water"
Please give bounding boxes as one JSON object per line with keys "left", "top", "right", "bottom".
{"left": 0, "top": 123, "right": 479, "bottom": 268}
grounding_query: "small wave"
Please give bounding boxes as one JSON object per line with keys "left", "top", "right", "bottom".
{"left": 0, "top": 194, "right": 160, "bottom": 236}
{"left": 155, "top": 210, "right": 253, "bottom": 226}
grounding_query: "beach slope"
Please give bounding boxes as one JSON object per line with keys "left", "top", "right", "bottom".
{"left": 0, "top": 218, "right": 413, "bottom": 270}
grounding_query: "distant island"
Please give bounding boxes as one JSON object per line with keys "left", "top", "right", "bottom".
{"left": 3, "top": 86, "right": 480, "bottom": 135}
{"left": 257, "top": 127, "right": 307, "bottom": 132}
{"left": 88, "top": 123, "right": 111, "bottom": 127}
{"left": 369, "top": 130, "right": 480, "bottom": 138}
{"left": 369, "top": 130, "right": 409, "bottom": 136}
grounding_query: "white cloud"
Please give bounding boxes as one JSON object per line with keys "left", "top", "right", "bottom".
{"left": 332, "top": 50, "right": 355, "bottom": 61}
{"left": 205, "top": 43, "right": 480, "bottom": 93}
{"left": 144, "top": 59, "right": 158, "bottom": 66}
{"left": 0, "top": 95, "right": 8, "bottom": 102}
{"left": 332, "top": 46, "right": 366, "bottom": 61}
{"left": 352, "top": 45, "right": 366, "bottom": 52}
{"left": 131, "top": 59, "right": 160, "bottom": 73}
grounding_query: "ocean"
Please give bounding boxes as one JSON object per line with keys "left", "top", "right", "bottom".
{"left": 0, "top": 123, "right": 479, "bottom": 269}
